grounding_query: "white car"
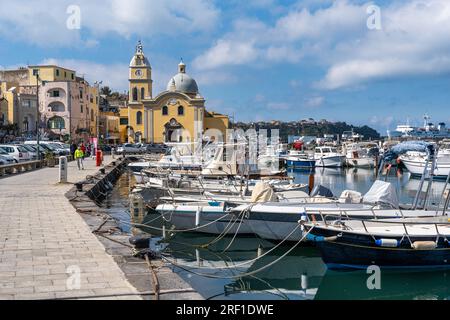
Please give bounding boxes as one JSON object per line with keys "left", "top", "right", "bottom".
{"left": 0, "top": 145, "right": 32, "bottom": 163}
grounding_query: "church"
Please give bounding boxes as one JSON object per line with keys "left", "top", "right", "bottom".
{"left": 121, "top": 41, "right": 229, "bottom": 144}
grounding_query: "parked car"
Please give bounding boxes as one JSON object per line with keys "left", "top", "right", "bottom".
{"left": 19, "top": 144, "right": 39, "bottom": 160}
{"left": 24, "top": 141, "right": 67, "bottom": 156}
{"left": 116, "top": 143, "right": 143, "bottom": 154}
{"left": 0, "top": 148, "right": 15, "bottom": 165}
{"left": 27, "top": 144, "right": 56, "bottom": 157}
{"left": 0, "top": 145, "right": 31, "bottom": 163}
{"left": 145, "top": 143, "right": 169, "bottom": 154}
{"left": 20, "top": 144, "right": 45, "bottom": 160}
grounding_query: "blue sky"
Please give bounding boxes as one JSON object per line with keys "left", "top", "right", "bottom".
{"left": 1, "top": 0, "right": 450, "bottom": 135}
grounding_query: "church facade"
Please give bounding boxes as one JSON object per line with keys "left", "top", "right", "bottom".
{"left": 123, "top": 42, "right": 229, "bottom": 144}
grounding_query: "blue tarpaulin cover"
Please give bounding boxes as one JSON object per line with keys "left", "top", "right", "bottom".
{"left": 383, "top": 141, "right": 434, "bottom": 162}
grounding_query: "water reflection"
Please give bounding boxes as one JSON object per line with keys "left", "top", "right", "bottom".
{"left": 316, "top": 269, "right": 450, "bottom": 300}
{"left": 104, "top": 168, "right": 450, "bottom": 300}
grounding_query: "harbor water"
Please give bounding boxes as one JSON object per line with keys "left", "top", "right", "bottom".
{"left": 104, "top": 169, "right": 450, "bottom": 300}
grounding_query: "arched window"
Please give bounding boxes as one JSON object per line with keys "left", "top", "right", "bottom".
{"left": 136, "top": 111, "right": 142, "bottom": 125}
{"left": 132, "top": 87, "right": 138, "bottom": 101}
{"left": 141, "top": 88, "right": 145, "bottom": 100}
{"left": 48, "top": 116, "right": 65, "bottom": 130}
{"left": 162, "top": 106, "right": 168, "bottom": 116}
{"left": 178, "top": 106, "right": 184, "bottom": 116}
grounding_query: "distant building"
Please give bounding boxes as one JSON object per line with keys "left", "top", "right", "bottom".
{"left": 0, "top": 65, "right": 99, "bottom": 142}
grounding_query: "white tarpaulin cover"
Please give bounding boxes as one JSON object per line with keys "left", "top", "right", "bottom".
{"left": 251, "top": 182, "right": 279, "bottom": 203}
{"left": 363, "top": 180, "right": 399, "bottom": 208}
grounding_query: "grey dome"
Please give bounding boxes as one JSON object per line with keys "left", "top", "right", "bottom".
{"left": 167, "top": 72, "right": 199, "bottom": 94}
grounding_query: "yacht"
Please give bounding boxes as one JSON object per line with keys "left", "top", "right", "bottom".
{"left": 314, "top": 146, "right": 345, "bottom": 167}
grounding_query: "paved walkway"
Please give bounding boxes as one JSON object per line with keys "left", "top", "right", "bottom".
{"left": 0, "top": 156, "right": 141, "bottom": 300}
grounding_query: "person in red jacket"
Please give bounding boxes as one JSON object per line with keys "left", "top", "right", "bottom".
{"left": 80, "top": 143, "right": 86, "bottom": 159}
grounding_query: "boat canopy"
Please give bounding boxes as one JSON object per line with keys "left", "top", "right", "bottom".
{"left": 383, "top": 141, "right": 435, "bottom": 162}
{"left": 363, "top": 180, "right": 399, "bottom": 208}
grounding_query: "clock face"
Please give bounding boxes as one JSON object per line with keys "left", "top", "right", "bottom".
{"left": 135, "top": 69, "right": 143, "bottom": 78}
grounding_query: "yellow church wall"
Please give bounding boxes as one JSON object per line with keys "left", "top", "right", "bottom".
{"left": 127, "top": 105, "right": 145, "bottom": 142}
{"left": 151, "top": 100, "right": 196, "bottom": 143}
{"left": 204, "top": 113, "right": 229, "bottom": 142}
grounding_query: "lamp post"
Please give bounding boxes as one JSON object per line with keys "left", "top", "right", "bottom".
{"left": 33, "top": 70, "right": 41, "bottom": 161}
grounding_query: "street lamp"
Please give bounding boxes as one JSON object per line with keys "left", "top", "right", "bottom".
{"left": 33, "top": 69, "right": 41, "bottom": 161}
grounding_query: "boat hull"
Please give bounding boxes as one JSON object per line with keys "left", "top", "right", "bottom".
{"left": 401, "top": 158, "right": 450, "bottom": 178}
{"left": 285, "top": 158, "right": 316, "bottom": 169}
{"left": 345, "top": 157, "right": 375, "bottom": 168}
{"left": 309, "top": 226, "right": 450, "bottom": 269}
{"left": 157, "top": 208, "right": 254, "bottom": 235}
{"left": 315, "top": 156, "right": 345, "bottom": 168}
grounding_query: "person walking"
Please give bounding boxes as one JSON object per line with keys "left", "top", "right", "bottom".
{"left": 70, "top": 143, "right": 77, "bottom": 158}
{"left": 74, "top": 146, "right": 85, "bottom": 170}
{"left": 80, "top": 143, "right": 86, "bottom": 159}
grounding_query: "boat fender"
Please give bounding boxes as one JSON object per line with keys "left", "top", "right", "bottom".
{"left": 375, "top": 239, "right": 399, "bottom": 247}
{"left": 299, "top": 214, "right": 308, "bottom": 231}
{"left": 411, "top": 241, "right": 437, "bottom": 250}
{"left": 306, "top": 234, "right": 338, "bottom": 242}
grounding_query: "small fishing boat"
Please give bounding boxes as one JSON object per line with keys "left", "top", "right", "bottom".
{"left": 343, "top": 142, "right": 379, "bottom": 168}
{"left": 284, "top": 150, "right": 316, "bottom": 169}
{"left": 304, "top": 217, "right": 450, "bottom": 269}
{"left": 314, "top": 147, "right": 345, "bottom": 168}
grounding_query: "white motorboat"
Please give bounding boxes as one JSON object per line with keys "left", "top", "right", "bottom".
{"left": 343, "top": 142, "right": 378, "bottom": 168}
{"left": 314, "top": 147, "right": 345, "bottom": 167}
{"left": 400, "top": 149, "right": 450, "bottom": 178}
{"left": 230, "top": 180, "right": 445, "bottom": 241}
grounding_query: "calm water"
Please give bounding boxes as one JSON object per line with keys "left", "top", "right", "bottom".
{"left": 104, "top": 169, "right": 450, "bottom": 300}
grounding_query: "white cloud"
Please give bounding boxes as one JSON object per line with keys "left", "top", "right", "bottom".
{"left": 305, "top": 96, "right": 325, "bottom": 108}
{"left": 195, "top": 0, "right": 450, "bottom": 90}
{"left": 0, "top": 0, "right": 219, "bottom": 47}
{"left": 42, "top": 58, "right": 128, "bottom": 91}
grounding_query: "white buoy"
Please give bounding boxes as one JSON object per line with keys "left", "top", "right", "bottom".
{"left": 301, "top": 274, "right": 308, "bottom": 290}
{"left": 162, "top": 225, "right": 166, "bottom": 240}
{"left": 59, "top": 156, "right": 68, "bottom": 183}
{"left": 196, "top": 249, "right": 201, "bottom": 267}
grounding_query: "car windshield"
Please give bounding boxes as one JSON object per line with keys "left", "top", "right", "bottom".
{"left": 17, "top": 146, "right": 28, "bottom": 153}
{"left": 21, "top": 145, "right": 35, "bottom": 152}
{"left": 33, "top": 144, "right": 51, "bottom": 151}
{"left": 0, "top": 150, "right": 8, "bottom": 155}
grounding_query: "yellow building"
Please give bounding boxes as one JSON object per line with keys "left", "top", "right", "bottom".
{"left": 27, "top": 65, "right": 76, "bottom": 84}
{"left": 125, "top": 41, "right": 229, "bottom": 144}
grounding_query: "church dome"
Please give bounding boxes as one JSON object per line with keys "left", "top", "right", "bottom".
{"left": 166, "top": 60, "right": 199, "bottom": 94}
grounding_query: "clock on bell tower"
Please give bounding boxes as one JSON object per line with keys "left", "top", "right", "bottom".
{"left": 129, "top": 40, "right": 153, "bottom": 103}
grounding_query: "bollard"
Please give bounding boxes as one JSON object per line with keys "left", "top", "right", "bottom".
{"left": 96, "top": 149, "right": 102, "bottom": 167}
{"left": 59, "top": 156, "right": 68, "bottom": 183}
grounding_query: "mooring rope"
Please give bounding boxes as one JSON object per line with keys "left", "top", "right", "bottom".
{"left": 160, "top": 226, "right": 313, "bottom": 279}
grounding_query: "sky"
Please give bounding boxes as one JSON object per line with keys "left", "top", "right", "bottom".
{"left": 1, "top": 0, "right": 450, "bottom": 135}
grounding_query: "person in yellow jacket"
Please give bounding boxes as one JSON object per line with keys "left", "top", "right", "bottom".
{"left": 74, "top": 146, "right": 85, "bottom": 170}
